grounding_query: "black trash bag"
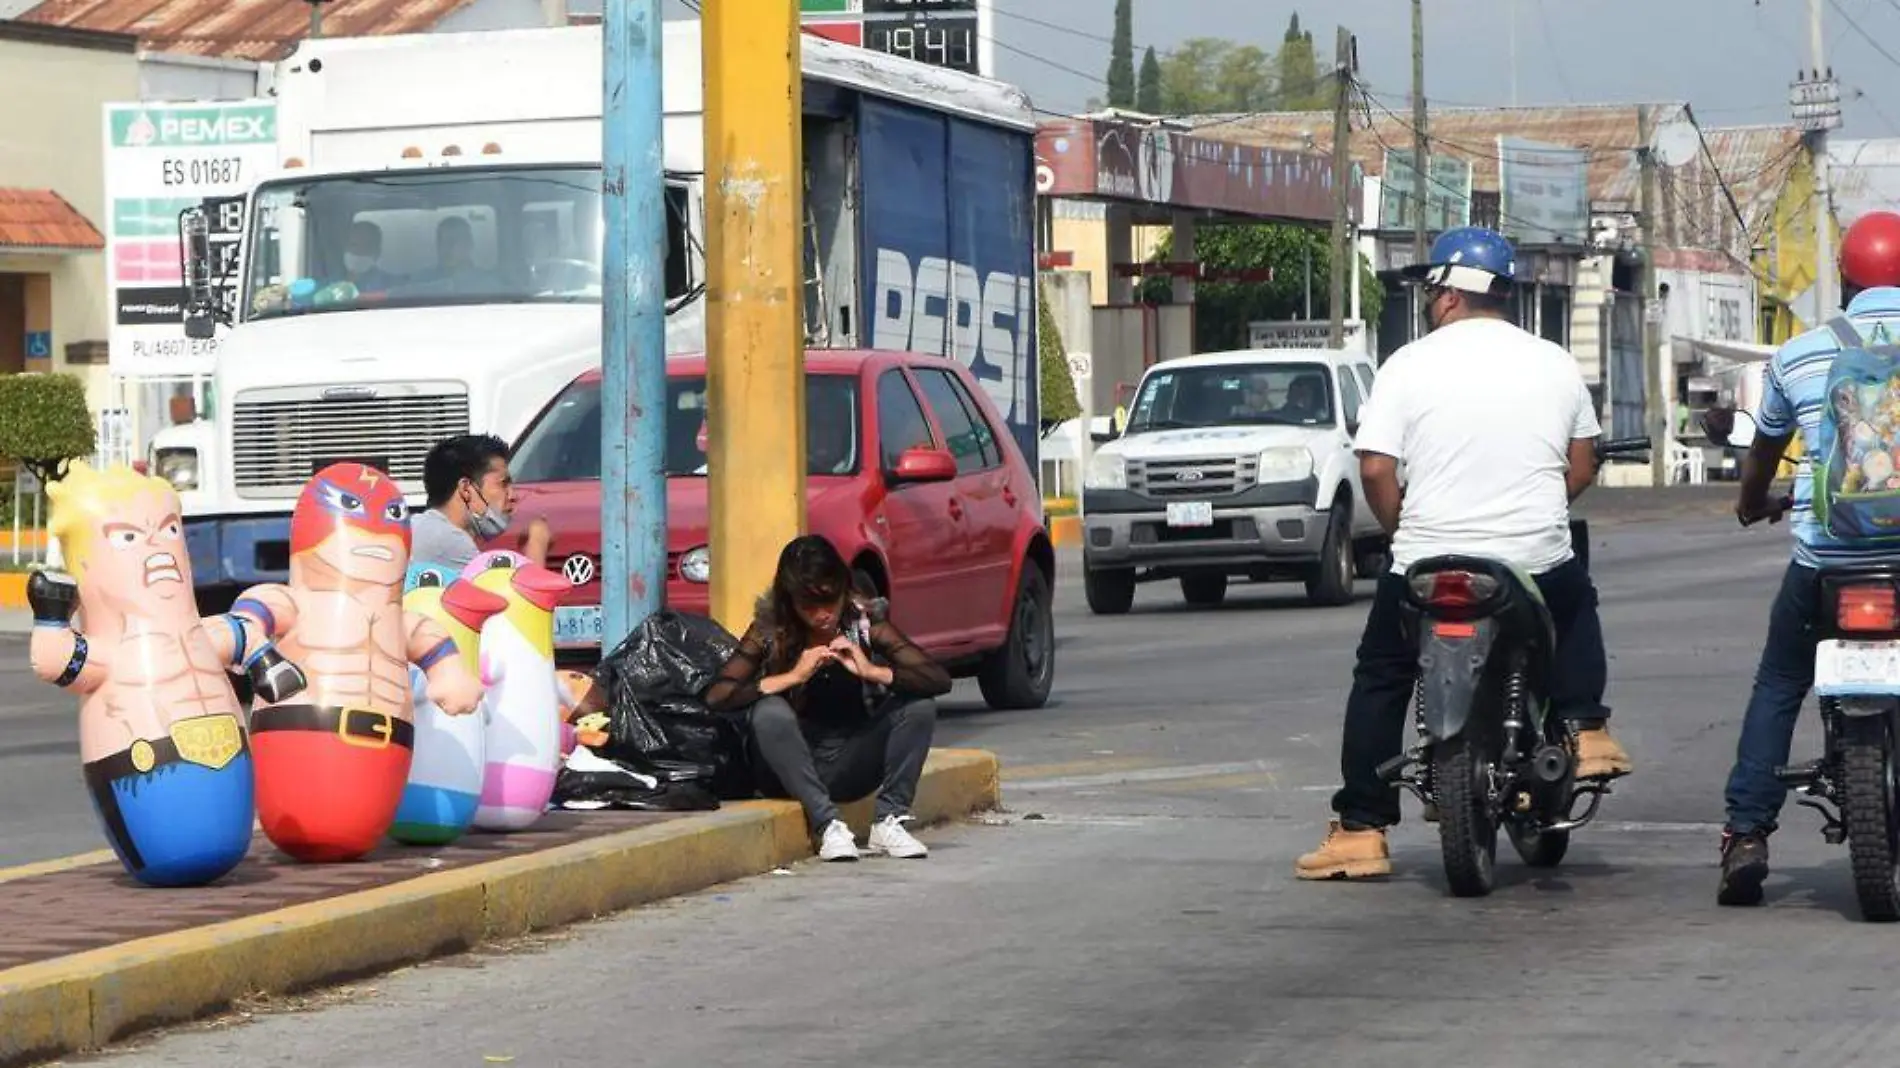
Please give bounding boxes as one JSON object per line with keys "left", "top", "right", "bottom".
{"left": 649, "top": 699, "right": 755, "bottom": 800}
{"left": 597, "top": 611, "right": 740, "bottom": 705}
{"left": 593, "top": 611, "right": 757, "bottom": 800}
{"left": 553, "top": 750, "right": 720, "bottom": 812}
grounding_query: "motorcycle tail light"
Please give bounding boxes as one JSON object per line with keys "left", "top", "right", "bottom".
{"left": 1408, "top": 570, "right": 1499, "bottom": 608}
{"left": 1838, "top": 584, "right": 1899, "bottom": 633}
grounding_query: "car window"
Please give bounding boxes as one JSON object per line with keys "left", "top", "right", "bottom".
{"left": 1354, "top": 363, "right": 1375, "bottom": 395}
{"left": 1126, "top": 362, "right": 1336, "bottom": 432}
{"left": 876, "top": 369, "right": 936, "bottom": 471}
{"left": 917, "top": 368, "right": 1001, "bottom": 469}
{"left": 1338, "top": 371, "right": 1363, "bottom": 426}
{"left": 509, "top": 373, "right": 859, "bottom": 482}
{"left": 914, "top": 368, "right": 995, "bottom": 475}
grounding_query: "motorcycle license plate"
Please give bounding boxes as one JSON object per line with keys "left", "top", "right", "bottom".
{"left": 1815, "top": 639, "right": 1900, "bottom": 696}
{"left": 1166, "top": 501, "right": 1214, "bottom": 528}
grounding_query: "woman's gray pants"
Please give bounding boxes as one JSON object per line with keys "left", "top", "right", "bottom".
{"left": 748, "top": 694, "right": 938, "bottom": 833}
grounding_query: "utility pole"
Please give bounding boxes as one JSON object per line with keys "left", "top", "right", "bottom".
{"left": 1411, "top": 0, "right": 1428, "bottom": 340}
{"left": 600, "top": 0, "right": 669, "bottom": 645}
{"left": 1795, "top": 0, "right": 1841, "bottom": 321}
{"left": 704, "top": 0, "right": 806, "bottom": 634}
{"left": 1328, "top": 26, "right": 1355, "bottom": 349}
{"left": 1507, "top": 0, "right": 1517, "bottom": 107}
{"left": 1639, "top": 105, "right": 1668, "bottom": 488}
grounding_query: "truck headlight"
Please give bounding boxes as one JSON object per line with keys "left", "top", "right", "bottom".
{"left": 153, "top": 448, "right": 199, "bottom": 491}
{"left": 1085, "top": 451, "right": 1127, "bottom": 490}
{"left": 1257, "top": 447, "right": 1313, "bottom": 484}
{"left": 680, "top": 546, "right": 711, "bottom": 584}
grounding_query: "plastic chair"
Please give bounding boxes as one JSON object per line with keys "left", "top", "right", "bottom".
{"left": 1669, "top": 441, "right": 1707, "bottom": 486}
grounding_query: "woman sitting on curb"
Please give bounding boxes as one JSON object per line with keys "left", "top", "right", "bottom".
{"left": 704, "top": 535, "right": 951, "bottom": 861}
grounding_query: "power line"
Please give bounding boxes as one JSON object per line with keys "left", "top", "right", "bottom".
{"left": 1528, "top": 0, "right": 1575, "bottom": 102}
{"left": 1830, "top": 0, "right": 1900, "bottom": 70}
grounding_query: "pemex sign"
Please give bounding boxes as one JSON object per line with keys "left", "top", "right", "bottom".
{"left": 110, "top": 105, "right": 276, "bottom": 150}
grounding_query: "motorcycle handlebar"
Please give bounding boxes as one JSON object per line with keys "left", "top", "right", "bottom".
{"left": 1596, "top": 437, "right": 1652, "bottom": 458}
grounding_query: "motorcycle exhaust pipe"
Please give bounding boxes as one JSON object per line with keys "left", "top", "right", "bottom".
{"left": 1530, "top": 745, "right": 1571, "bottom": 784}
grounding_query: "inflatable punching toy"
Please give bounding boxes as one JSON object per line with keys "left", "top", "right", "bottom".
{"left": 29, "top": 463, "right": 307, "bottom": 886}
{"left": 231, "top": 463, "right": 484, "bottom": 862}
{"left": 468, "top": 555, "right": 574, "bottom": 831}
{"left": 388, "top": 564, "right": 505, "bottom": 846}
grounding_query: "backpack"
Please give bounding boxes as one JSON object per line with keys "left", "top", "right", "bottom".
{"left": 1813, "top": 315, "right": 1900, "bottom": 541}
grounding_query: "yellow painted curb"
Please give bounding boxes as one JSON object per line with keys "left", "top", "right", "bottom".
{"left": 0, "top": 748, "right": 1001, "bottom": 1067}
{"left": 0, "top": 573, "right": 25, "bottom": 611}
{"left": 1049, "top": 514, "right": 1081, "bottom": 548}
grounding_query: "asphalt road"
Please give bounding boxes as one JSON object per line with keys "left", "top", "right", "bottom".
{"left": 33, "top": 485, "right": 1900, "bottom": 1066}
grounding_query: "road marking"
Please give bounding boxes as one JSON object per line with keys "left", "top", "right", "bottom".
{"left": 1008, "top": 759, "right": 1277, "bottom": 791}
{"left": 1001, "top": 756, "right": 1159, "bottom": 782}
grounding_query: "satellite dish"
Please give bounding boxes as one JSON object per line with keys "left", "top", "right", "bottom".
{"left": 1653, "top": 119, "right": 1700, "bottom": 169}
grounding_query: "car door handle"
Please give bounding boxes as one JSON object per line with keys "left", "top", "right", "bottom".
{"left": 1003, "top": 487, "right": 1018, "bottom": 507}
{"left": 948, "top": 500, "right": 965, "bottom": 520}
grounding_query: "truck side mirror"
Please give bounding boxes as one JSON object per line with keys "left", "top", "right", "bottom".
{"left": 179, "top": 206, "right": 218, "bottom": 341}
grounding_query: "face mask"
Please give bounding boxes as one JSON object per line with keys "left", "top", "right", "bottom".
{"left": 344, "top": 252, "right": 376, "bottom": 274}
{"left": 464, "top": 484, "right": 512, "bottom": 539}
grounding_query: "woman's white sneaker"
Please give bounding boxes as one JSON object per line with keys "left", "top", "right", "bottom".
{"left": 868, "top": 815, "right": 928, "bottom": 859}
{"left": 819, "top": 819, "right": 861, "bottom": 862}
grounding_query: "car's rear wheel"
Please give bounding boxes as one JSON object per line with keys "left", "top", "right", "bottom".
{"left": 979, "top": 562, "right": 1055, "bottom": 710}
{"left": 1084, "top": 566, "right": 1136, "bottom": 615}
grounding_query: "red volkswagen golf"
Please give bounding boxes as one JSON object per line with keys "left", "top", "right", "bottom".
{"left": 504, "top": 349, "right": 1057, "bottom": 711}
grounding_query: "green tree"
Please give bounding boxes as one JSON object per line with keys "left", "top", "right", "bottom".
{"left": 1105, "top": 0, "right": 1135, "bottom": 108}
{"left": 0, "top": 373, "right": 96, "bottom": 488}
{"left": 1036, "top": 281, "right": 1081, "bottom": 431}
{"left": 1135, "top": 46, "right": 1163, "bottom": 114}
{"left": 1139, "top": 225, "right": 1384, "bottom": 353}
{"left": 1276, "top": 13, "right": 1329, "bottom": 111}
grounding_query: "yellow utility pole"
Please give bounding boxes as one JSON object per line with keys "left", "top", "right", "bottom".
{"left": 704, "top": 1, "right": 807, "bottom": 634}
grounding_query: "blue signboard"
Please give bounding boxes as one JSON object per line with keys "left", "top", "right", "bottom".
{"left": 856, "top": 97, "right": 1039, "bottom": 467}
{"left": 24, "top": 331, "right": 51, "bottom": 360}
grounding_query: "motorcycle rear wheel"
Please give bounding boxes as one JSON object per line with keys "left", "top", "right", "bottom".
{"left": 1841, "top": 716, "right": 1900, "bottom": 923}
{"left": 1435, "top": 736, "right": 1499, "bottom": 897}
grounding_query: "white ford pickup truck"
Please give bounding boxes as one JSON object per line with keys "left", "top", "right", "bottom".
{"left": 1080, "top": 348, "right": 1390, "bottom": 613}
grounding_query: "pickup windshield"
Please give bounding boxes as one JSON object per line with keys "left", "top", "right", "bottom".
{"left": 510, "top": 373, "right": 862, "bottom": 482}
{"left": 1125, "top": 362, "right": 1336, "bottom": 433}
{"left": 241, "top": 165, "right": 689, "bottom": 321}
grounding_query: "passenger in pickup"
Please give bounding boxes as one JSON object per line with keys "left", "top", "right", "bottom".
{"left": 412, "top": 434, "right": 551, "bottom": 573}
{"left": 704, "top": 535, "right": 951, "bottom": 862}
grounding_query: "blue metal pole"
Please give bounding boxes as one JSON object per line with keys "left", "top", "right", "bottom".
{"left": 601, "top": 0, "right": 668, "bottom": 647}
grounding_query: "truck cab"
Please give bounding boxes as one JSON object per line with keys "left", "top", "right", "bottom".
{"left": 1080, "top": 348, "right": 1388, "bottom": 613}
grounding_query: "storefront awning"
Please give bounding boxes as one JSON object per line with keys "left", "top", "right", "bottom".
{"left": 0, "top": 188, "right": 104, "bottom": 253}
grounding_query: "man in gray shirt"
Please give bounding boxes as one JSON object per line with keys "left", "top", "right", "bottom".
{"left": 413, "top": 434, "right": 549, "bottom": 572}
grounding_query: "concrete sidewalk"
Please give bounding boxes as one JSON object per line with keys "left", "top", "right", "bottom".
{"left": 0, "top": 749, "right": 1001, "bottom": 1068}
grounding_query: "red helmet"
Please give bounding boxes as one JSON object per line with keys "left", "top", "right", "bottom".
{"left": 1841, "top": 211, "right": 1900, "bottom": 289}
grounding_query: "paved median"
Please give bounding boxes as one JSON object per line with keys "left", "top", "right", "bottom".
{"left": 0, "top": 748, "right": 1000, "bottom": 1068}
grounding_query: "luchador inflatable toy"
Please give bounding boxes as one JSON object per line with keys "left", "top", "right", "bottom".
{"left": 232, "top": 463, "right": 484, "bottom": 862}
{"left": 469, "top": 558, "right": 573, "bottom": 831}
{"left": 388, "top": 564, "right": 505, "bottom": 846}
{"left": 29, "top": 463, "right": 306, "bottom": 886}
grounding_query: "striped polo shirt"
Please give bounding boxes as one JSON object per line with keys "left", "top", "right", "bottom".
{"left": 1760, "top": 286, "right": 1900, "bottom": 569}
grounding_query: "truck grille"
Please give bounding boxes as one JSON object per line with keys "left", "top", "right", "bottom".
{"left": 1128, "top": 455, "right": 1257, "bottom": 499}
{"left": 231, "top": 385, "right": 470, "bottom": 496}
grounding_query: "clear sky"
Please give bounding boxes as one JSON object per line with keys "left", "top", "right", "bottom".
{"left": 656, "top": 0, "right": 1900, "bottom": 138}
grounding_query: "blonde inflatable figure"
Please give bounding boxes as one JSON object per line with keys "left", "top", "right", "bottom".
{"left": 232, "top": 463, "right": 484, "bottom": 862}
{"left": 469, "top": 557, "right": 573, "bottom": 831}
{"left": 28, "top": 463, "right": 307, "bottom": 887}
{"left": 388, "top": 564, "right": 506, "bottom": 846}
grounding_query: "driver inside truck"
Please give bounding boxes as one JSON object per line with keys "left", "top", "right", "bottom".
{"left": 1277, "top": 373, "right": 1326, "bottom": 424}
{"left": 427, "top": 215, "right": 500, "bottom": 294}
{"left": 343, "top": 221, "right": 402, "bottom": 293}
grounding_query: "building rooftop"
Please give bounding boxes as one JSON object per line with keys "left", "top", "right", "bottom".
{"left": 0, "top": 189, "right": 104, "bottom": 252}
{"left": 15, "top": 0, "right": 479, "bottom": 60}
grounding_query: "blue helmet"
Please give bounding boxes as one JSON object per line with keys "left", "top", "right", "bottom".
{"left": 1401, "top": 226, "right": 1517, "bottom": 294}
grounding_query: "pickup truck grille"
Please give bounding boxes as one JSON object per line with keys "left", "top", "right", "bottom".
{"left": 231, "top": 386, "right": 470, "bottom": 496}
{"left": 1128, "top": 455, "right": 1257, "bottom": 499}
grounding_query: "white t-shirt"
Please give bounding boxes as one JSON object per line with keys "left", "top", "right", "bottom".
{"left": 1353, "top": 317, "right": 1601, "bottom": 576}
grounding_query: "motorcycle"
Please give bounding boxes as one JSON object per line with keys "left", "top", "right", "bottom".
{"left": 1376, "top": 436, "right": 1652, "bottom": 897}
{"left": 1711, "top": 408, "right": 1900, "bottom": 922}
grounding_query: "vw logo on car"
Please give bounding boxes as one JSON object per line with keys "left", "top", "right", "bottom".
{"left": 562, "top": 553, "right": 597, "bottom": 585}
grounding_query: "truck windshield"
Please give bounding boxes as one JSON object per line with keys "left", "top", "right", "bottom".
{"left": 1125, "top": 362, "right": 1336, "bottom": 433}
{"left": 241, "top": 165, "right": 685, "bottom": 321}
{"left": 510, "top": 373, "right": 862, "bottom": 482}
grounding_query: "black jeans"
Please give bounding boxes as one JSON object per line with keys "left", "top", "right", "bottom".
{"left": 1331, "top": 557, "right": 1611, "bottom": 830}
{"left": 749, "top": 695, "right": 938, "bottom": 833}
{"left": 1724, "top": 562, "right": 1819, "bottom": 836}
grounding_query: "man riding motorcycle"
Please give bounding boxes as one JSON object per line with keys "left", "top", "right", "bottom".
{"left": 1296, "top": 225, "right": 1633, "bottom": 881}
{"left": 1718, "top": 210, "right": 1900, "bottom": 906}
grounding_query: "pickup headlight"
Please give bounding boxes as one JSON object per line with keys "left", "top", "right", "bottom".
{"left": 1085, "top": 451, "right": 1127, "bottom": 490}
{"left": 153, "top": 447, "right": 199, "bottom": 491}
{"left": 1257, "top": 447, "right": 1313, "bottom": 484}
{"left": 680, "top": 546, "right": 711, "bottom": 584}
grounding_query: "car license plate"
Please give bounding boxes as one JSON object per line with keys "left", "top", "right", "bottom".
{"left": 1166, "top": 501, "right": 1214, "bottom": 528}
{"left": 554, "top": 605, "right": 603, "bottom": 647}
{"left": 1815, "top": 639, "right": 1900, "bottom": 696}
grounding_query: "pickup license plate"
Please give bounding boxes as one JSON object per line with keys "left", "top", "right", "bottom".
{"left": 1816, "top": 639, "right": 1900, "bottom": 696}
{"left": 1166, "top": 501, "right": 1214, "bottom": 528}
{"left": 554, "top": 605, "right": 603, "bottom": 648}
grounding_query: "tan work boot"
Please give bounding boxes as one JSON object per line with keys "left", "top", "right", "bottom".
{"left": 1575, "top": 726, "right": 1633, "bottom": 780}
{"left": 1295, "top": 820, "right": 1392, "bottom": 880}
